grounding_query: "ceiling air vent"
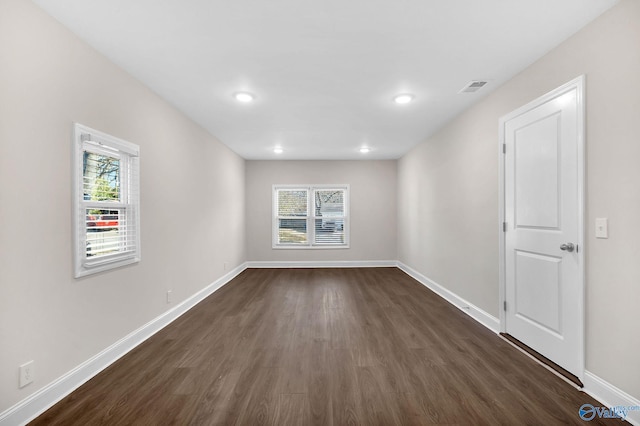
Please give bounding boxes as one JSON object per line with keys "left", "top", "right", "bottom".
{"left": 458, "top": 80, "right": 488, "bottom": 94}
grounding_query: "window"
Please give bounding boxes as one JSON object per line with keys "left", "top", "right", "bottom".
{"left": 73, "top": 123, "right": 140, "bottom": 277}
{"left": 273, "top": 185, "right": 349, "bottom": 248}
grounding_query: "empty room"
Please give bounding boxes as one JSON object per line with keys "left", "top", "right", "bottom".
{"left": 1, "top": 0, "right": 639, "bottom": 424}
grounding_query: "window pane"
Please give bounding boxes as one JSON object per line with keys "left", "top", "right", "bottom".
{"left": 314, "top": 218, "right": 345, "bottom": 244}
{"left": 85, "top": 208, "right": 123, "bottom": 258}
{"left": 315, "top": 190, "right": 344, "bottom": 216}
{"left": 278, "top": 219, "right": 307, "bottom": 244}
{"left": 83, "top": 152, "right": 120, "bottom": 202}
{"left": 278, "top": 190, "right": 307, "bottom": 216}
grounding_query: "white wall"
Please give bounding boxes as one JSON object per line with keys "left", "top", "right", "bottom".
{"left": 246, "top": 161, "right": 397, "bottom": 262}
{"left": 398, "top": 0, "right": 640, "bottom": 399}
{"left": 0, "top": 0, "right": 245, "bottom": 411}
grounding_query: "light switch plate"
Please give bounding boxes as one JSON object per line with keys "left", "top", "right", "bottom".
{"left": 595, "top": 218, "right": 608, "bottom": 239}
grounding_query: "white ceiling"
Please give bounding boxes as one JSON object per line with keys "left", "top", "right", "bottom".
{"left": 33, "top": 0, "right": 619, "bottom": 160}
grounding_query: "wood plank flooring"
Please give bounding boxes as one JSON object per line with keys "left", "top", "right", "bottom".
{"left": 31, "top": 268, "right": 617, "bottom": 425}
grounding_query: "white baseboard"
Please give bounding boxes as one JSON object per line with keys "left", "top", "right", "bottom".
{"left": 397, "top": 261, "right": 500, "bottom": 333}
{"left": 396, "top": 262, "right": 640, "bottom": 423}
{"left": 0, "top": 262, "right": 248, "bottom": 426}
{"left": 4, "top": 261, "right": 637, "bottom": 426}
{"left": 246, "top": 260, "right": 397, "bottom": 268}
{"left": 583, "top": 371, "right": 640, "bottom": 425}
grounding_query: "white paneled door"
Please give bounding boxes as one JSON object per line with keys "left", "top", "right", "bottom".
{"left": 500, "top": 77, "right": 584, "bottom": 378}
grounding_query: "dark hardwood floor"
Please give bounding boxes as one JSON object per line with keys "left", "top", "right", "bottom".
{"left": 32, "top": 268, "right": 617, "bottom": 425}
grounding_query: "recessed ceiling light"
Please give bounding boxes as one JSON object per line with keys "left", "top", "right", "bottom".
{"left": 234, "top": 92, "right": 254, "bottom": 102}
{"left": 359, "top": 147, "right": 371, "bottom": 153}
{"left": 273, "top": 147, "right": 283, "bottom": 154}
{"left": 393, "top": 94, "right": 414, "bottom": 104}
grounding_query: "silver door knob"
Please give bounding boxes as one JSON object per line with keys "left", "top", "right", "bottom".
{"left": 560, "top": 243, "right": 575, "bottom": 252}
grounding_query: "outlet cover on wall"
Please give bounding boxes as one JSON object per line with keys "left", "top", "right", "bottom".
{"left": 19, "top": 361, "right": 34, "bottom": 388}
{"left": 167, "top": 290, "right": 173, "bottom": 304}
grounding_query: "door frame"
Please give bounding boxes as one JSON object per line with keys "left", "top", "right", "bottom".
{"left": 498, "top": 75, "right": 586, "bottom": 380}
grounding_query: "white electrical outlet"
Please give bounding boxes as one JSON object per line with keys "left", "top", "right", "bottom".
{"left": 19, "top": 361, "right": 34, "bottom": 388}
{"left": 167, "top": 290, "right": 173, "bottom": 304}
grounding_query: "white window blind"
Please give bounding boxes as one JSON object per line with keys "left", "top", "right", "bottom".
{"left": 273, "top": 185, "right": 349, "bottom": 248}
{"left": 73, "top": 123, "right": 140, "bottom": 277}
{"left": 276, "top": 188, "right": 309, "bottom": 245}
{"left": 313, "top": 189, "right": 346, "bottom": 245}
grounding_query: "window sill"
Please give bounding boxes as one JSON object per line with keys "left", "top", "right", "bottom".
{"left": 75, "top": 256, "right": 140, "bottom": 278}
{"left": 272, "top": 244, "right": 350, "bottom": 250}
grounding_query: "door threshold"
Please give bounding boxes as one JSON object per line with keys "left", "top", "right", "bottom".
{"left": 499, "top": 333, "right": 583, "bottom": 388}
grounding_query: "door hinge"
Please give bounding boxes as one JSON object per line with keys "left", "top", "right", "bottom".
{"left": 503, "top": 301, "right": 507, "bottom": 311}
{"left": 503, "top": 222, "right": 507, "bottom": 232}
{"left": 502, "top": 144, "right": 506, "bottom": 154}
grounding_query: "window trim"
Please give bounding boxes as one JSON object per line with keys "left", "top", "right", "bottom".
{"left": 272, "top": 184, "right": 350, "bottom": 249}
{"left": 73, "top": 123, "right": 141, "bottom": 277}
